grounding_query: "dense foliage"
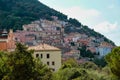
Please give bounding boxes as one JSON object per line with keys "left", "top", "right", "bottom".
{"left": 1, "top": 44, "right": 120, "bottom": 80}
{"left": 78, "top": 46, "right": 94, "bottom": 58}
{"left": 68, "top": 18, "right": 81, "bottom": 27}
{"left": 0, "top": 43, "right": 52, "bottom": 80}
{"left": 0, "top": 0, "right": 67, "bottom": 30}
{"left": 105, "top": 47, "right": 120, "bottom": 79}
{"left": 53, "top": 59, "right": 112, "bottom": 80}
{"left": 93, "top": 57, "right": 107, "bottom": 67}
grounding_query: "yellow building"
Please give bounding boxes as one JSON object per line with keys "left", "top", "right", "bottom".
{"left": 28, "top": 43, "right": 61, "bottom": 71}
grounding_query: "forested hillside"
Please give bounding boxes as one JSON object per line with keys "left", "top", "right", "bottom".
{"left": 0, "top": 0, "right": 67, "bottom": 30}
{"left": 0, "top": 0, "right": 115, "bottom": 45}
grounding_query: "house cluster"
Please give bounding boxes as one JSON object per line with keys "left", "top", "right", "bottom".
{"left": 15, "top": 18, "right": 66, "bottom": 47}
{"left": 63, "top": 32, "right": 114, "bottom": 57}
{"left": 0, "top": 16, "right": 114, "bottom": 71}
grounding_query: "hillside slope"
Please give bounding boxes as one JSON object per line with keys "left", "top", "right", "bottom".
{"left": 0, "top": 0, "right": 67, "bottom": 30}
{"left": 0, "top": 0, "right": 115, "bottom": 45}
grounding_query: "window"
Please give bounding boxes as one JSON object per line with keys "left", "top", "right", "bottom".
{"left": 41, "top": 54, "right": 43, "bottom": 58}
{"left": 52, "top": 68, "right": 55, "bottom": 71}
{"left": 46, "top": 54, "right": 50, "bottom": 58}
{"left": 47, "top": 61, "right": 49, "bottom": 65}
{"left": 52, "top": 61, "right": 55, "bottom": 65}
{"left": 36, "top": 54, "right": 39, "bottom": 58}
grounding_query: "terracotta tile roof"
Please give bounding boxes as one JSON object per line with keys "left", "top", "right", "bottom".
{"left": 28, "top": 43, "right": 60, "bottom": 51}
{"left": 100, "top": 42, "right": 113, "bottom": 48}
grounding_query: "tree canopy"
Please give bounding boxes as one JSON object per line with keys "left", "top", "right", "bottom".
{"left": 0, "top": 43, "right": 52, "bottom": 80}
{"left": 105, "top": 47, "right": 120, "bottom": 79}
{"left": 0, "top": 45, "right": 116, "bottom": 80}
{"left": 0, "top": 0, "right": 67, "bottom": 30}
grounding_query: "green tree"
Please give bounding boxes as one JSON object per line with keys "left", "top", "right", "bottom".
{"left": 68, "top": 18, "right": 81, "bottom": 27}
{"left": 93, "top": 57, "right": 107, "bottom": 67}
{"left": 86, "top": 50, "right": 94, "bottom": 58}
{"left": 54, "top": 59, "right": 100, "bottom": 80}
{"left": 105, "top": 47, "right": 120, "bottom": 79}
{"left": 61, "top": 58, "right": 78, "bottom": 69}
{"left": 79, "top": 61, "right": 98, "bottom": 70}
{"left": 33, "top": 59, "right": 52, "bottom": 80}
{"left": 2, "top": 43, "right": 52, "bottom": 80}
{"left": 78, "top": 46, "right": 87, "bottom": 57}
{"left": 70, "top": 42, "right": 75, "bottom": 46}
{"left": 78, "top": 46, "right": 94, "bottom": 58}
{"left": 5, "top": 43, "right": 34, "bottom": 80}
{"left": 0, "top": 51, "right": 9, "bottom": 80}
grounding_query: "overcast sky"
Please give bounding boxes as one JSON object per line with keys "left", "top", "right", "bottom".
{"left": 39, "top": 0, "right": 120, "bottom": 46}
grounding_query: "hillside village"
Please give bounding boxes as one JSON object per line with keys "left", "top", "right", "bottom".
{"left": 0, "top": 0, "right": 120, "bottom": 79}
{"left": 0, "top": 16, "right": 114, "bottom": 59}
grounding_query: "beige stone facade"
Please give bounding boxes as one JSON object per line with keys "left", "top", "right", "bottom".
{"left": 28, "top": 44, "right": 61, "bottom": 71}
